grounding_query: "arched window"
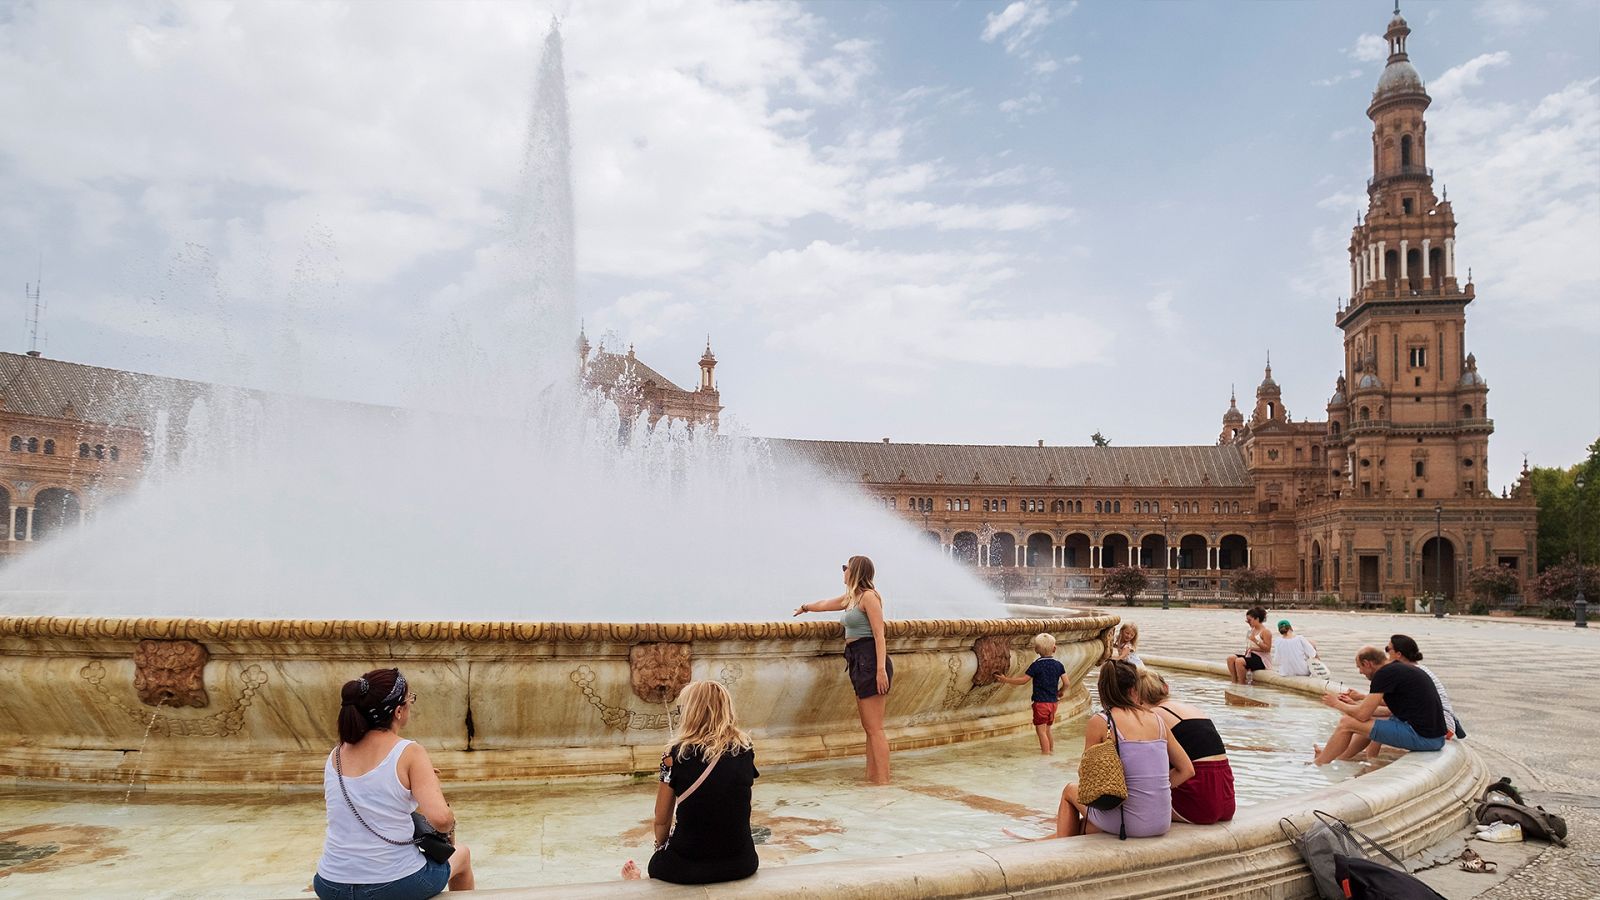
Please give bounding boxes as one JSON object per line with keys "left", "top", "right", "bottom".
{"left": 1267, "top": 402, "right": 1276, "bottom": 419}
{"left": 9, "top": 436, "right": 20, "bottom": 452}
{"left": 1460, "top": 404, "right": 1472, "bottom": 419}
{"left": 78, "top": 443, "right": 90, "bottom": 458}
{"left": 26, "top": 437, "right": 38, "bottom": 453}
{"left": 1359, "top": 406, "right": 1370, "bottom": 421}
{"left": 94, "top": 444, "right": 105, "bottom": 459}
{"left": 1113, "top": 500, "right": 1121, "bottom": 513}
{"left": 1075, "top": 501, "right": 1083, "bottom": 513}
{"left": 1400, "top": 134, "right": 1413, "bottom": 167}
{"left": 43, "top": 439, "right": 54, "bottom": 455}
{"left": 1094, "top": 500, "right": 1102, "bottom": 513}
{"left": 1331, "top": 421, "right": 1342, "bottom": 435}
{"left": 1213, "top": 501, "right": 1220, "bottom": 514}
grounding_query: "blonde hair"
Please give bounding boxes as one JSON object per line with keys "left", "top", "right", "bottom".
{"left": 1032, "top": 632, "right": 1057, "bottom": 655}
{"left": 669, "top": 681, "right": 751, "bottom": 765}
{"left": 1136, "top": 668, "right": 1169, "bottom": 704}
{"left": 1116, "top": 622, "right": 1140, "bottom": 648}
{"left": 842, "top": 555, "right": 878, "bottom": 610}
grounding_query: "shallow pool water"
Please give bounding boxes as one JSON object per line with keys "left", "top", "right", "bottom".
{"left": 0, "top": 672, "right": 1361, "bottom": 899}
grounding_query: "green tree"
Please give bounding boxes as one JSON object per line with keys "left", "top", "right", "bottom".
{"left": 1530, "top": 437, "right": 1600, "bottom": 570}
{"left": 1090, "top": 431, "right": 1111, "bottom": 447}
{"left": 1099, "top": 567, "right": 1147, "bottom": 607}
{"left": 1230, "top": 567, "right": 1277, "bottom": 602}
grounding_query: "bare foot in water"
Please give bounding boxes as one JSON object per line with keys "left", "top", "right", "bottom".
{"left": 621, "top": 860, "right": 642, "bottom": 880}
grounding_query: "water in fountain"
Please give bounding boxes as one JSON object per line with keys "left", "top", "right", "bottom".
{"left": 0, "top": 24, "right": 995, "bottom": 623}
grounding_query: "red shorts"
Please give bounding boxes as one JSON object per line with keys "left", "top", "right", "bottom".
{"left": 1172, "top": 758, "right": 1236, "bottom": 825}
{"left": 1032, "top": 701, "right": 1057, "bottom": 726}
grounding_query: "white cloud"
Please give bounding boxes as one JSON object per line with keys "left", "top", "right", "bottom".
{"left": 1430, "top": 51, "right": 1512, "bottom": 104}
{"left": 1348, "top": 34, "right": 1388, "bottom": 63}
{"left": 1146, "top": 291, "right": 1179, "bottom": 333}
{"left": 1474, "top": 0, "right": 1548, "bottom": 29}
{"left": 981, "top": 0, "right": 1074, "bottom": 56}
{"left": 1314, "top": 69, "right": 1366, "bottom": 87}
{"left": 739, "top": 241, "right": 1110, "bottom": 370}
{"left": 999, "top": 91, "right": 1046, "bottom": 118}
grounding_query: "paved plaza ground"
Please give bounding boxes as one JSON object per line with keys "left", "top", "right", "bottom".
{"left": 1126, "top": 605, "right": 1600, "bottom": 899}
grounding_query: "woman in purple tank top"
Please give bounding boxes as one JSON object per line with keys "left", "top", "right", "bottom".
{"left": 1044, "top": 659, "right": 1194, "bottom": 839}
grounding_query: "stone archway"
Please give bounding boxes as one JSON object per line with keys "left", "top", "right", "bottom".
{"left": 1219, "top": 534, "right": 1249, "bottom": 570}
{"left": 1061, "top": 532, "right": 1091, "bottom": 569}
{"left": 990, "top": 532, "right": 1017, "bottom": 568}
{"left": 1101, "top": 533, "right": 1130, "bottom": 570}
{"left": 952, "top": 531, "right": 979, "bottom": 566}
{"left": 31, "top": 488, "right": 81, "bottom": 540}
{"left": 1420, "top": 536, "right": 1457, "bottom": 599}
{"left": 1025, "top": 532, "right": 1053, "bottom": 567}
{"left": 1178, "top": 534, "right": 1207, "bottom": 570}
{"left": 1139, "top": 533, "right": 1168, "bottom": 569}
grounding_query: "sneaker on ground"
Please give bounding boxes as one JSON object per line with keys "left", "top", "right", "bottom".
{"left": 1476, "top": 822, "right": 1523, "bottom": 843}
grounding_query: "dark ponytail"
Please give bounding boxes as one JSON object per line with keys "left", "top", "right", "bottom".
{"left": 338, "top": 668, "right": 402, "bottom": 746}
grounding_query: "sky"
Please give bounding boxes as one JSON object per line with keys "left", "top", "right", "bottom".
{"left": 1, "top": 0, "right": 1596, "bottom": 493}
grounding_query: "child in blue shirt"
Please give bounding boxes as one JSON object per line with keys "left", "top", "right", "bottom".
{"left": 994, "top": 633, "right": 1068, "bottom": 754}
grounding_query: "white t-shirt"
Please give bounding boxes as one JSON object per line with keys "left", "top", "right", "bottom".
{"left": 1275, "top": 635, "right": 1315, "bottom": 677}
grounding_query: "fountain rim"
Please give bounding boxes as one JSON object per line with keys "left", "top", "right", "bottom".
{"left": 0, "top": 613, "right": 1118, "bottom": 644}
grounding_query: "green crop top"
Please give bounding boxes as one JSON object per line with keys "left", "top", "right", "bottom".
{"left": 841, "top": 604, "right": 873, "bottom": 639}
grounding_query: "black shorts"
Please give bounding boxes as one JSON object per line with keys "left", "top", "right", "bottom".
{"left": 1236, "top": 653, "right": 1266, "bottom": 672}
{"left": 845, "top": 638, "right": 893, "bottom": 699}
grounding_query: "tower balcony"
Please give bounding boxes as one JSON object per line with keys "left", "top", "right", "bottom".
{"left": 1367, "top": 165, "right": 1433, "bottom": 190}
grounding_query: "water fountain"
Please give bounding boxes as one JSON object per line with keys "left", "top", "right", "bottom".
{"left": 0, "top": 23, "right": 1113, "bottom": 788}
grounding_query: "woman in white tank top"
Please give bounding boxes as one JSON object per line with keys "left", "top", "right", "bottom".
{"left": 313, "top": 668, "right": 476, "bottom": 898}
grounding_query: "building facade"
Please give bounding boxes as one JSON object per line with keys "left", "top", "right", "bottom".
{"left": 0, "top": 10, "right": 1535, "bottom": 603}
{"left": 780, "top": 9, "right": 1537, "bottom": 606}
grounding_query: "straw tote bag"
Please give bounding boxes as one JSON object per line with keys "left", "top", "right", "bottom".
{"left": 1078, "top": 709, "right": 1128, "bottom": 811}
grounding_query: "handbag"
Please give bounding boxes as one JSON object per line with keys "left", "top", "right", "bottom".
{"left": 333, "top": 745, "right": 456, "bottom": 864}
{"left": 658, "top": 750, "right": 721, "bottom": 852}
{"left": 1077, "top": 709, "right": 1128, "bottom": 812}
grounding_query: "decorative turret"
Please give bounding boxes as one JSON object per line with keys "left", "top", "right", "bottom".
{"left": 1252, "top": 357, "right": 1286, "bottom": 425}
{"left": 698, "top": 335, "right": 717, "bottom": 392}
{"left": 1219, "top": 386, "right": 1244, "bottom": 444}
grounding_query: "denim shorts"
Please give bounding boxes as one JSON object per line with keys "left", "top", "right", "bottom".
{"left": 313, "top": 858, "right": 450, "bottom": 900}
{"left": 1369, "top": 716, "right": 1446, "bottom": 752}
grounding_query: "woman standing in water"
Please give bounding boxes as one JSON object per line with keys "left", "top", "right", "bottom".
{"left": 794, "top": 555, "right": 893, "bottom": 784}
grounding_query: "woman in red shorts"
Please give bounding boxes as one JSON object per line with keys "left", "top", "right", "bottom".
{"left": 1137, "top": 670, "right": 1235, "bottom": 824}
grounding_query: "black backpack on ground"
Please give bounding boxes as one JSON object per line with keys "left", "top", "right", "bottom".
{"left": 1334, "top": 855, "right": 1447, "bottom": 900}
{"left": 1281, "top": 810, "right": 1408, "bottom": 900}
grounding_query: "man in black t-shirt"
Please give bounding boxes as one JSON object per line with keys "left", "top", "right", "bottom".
{"left": 1311, "top": 644, "right": 1446, "bottom": 765}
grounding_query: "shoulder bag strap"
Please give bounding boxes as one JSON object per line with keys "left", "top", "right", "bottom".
{"left": 333, "top": 745, "right": 416, "bottom": 847}
{"left": 675, "top": 753, "right": 720, "bottom": 806}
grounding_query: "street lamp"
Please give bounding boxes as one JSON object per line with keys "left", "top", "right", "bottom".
{"left": 1433, "top": 502, "right": 1444, "bottom": 618}
{"left": 1576, "top": 476, "right": 1588, "bottom": 628}
{"left": 1161, "top": 514, "right": 1172, "bottom": 611}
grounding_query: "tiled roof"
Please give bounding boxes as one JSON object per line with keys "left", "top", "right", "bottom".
{"left": 769, "top": 439, "right": 1251, "bottom": 489}
{"left": 0, "top": 352, "right": 219, "bottom": 428}
{"left": 583, "top": 351, "right": 690, "bottom": 396}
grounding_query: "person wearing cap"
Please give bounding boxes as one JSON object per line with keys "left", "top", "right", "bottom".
{"left": 1273, "top": 620, "right": 1319, "bottom": 678}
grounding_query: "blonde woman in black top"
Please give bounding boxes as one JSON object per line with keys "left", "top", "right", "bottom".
{"left": 622, "top": 681, "right": 759, "bottom": 885}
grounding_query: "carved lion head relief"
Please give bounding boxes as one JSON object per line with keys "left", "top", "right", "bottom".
{"left": 132, "top": 639, "right": 210, "bottom": 708}
{"left": 629, "top": 643, "right": 692, "bottom": 704}
{"left": 970, "top": 635, "right": 1013, "bottom": 687}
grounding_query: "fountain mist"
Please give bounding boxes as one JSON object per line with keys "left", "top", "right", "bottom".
{"left": 0, "top": 25, "right": 995, "bottom": 622}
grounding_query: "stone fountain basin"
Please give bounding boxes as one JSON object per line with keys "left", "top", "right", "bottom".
{"left": 0, "top": 612, "right": 1116, "bottom": 786}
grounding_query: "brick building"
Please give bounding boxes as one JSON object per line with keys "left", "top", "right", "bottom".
{"left": 0, "top": 9, "right": 1535, "bottom": 604}
{"left": 777, "top": 9, "right": 1537, "bottom": 606}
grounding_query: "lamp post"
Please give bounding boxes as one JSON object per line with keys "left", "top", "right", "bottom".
{"left": 1576, "top": 476, "right": 1588, "bottom": 628}
{"left": 1433, "top": 502, "right": 1444, "bottom": 618}
{"left": 1161, "top": 514, "right": 1172, "bottom": 611}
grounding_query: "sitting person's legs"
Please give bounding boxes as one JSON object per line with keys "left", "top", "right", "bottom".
{"left": 1368, "top": 716, "right": 1446, "bottom": 754}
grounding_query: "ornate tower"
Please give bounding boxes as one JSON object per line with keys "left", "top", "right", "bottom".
{"left": 698, "top": 336, "right": 717, "bottom": 392}
{"left": 1218, "top": 386, "right": 1244, "bottom": 444}
{"left": 1329, "top": 6, "right": 1491, "bottom": 501}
